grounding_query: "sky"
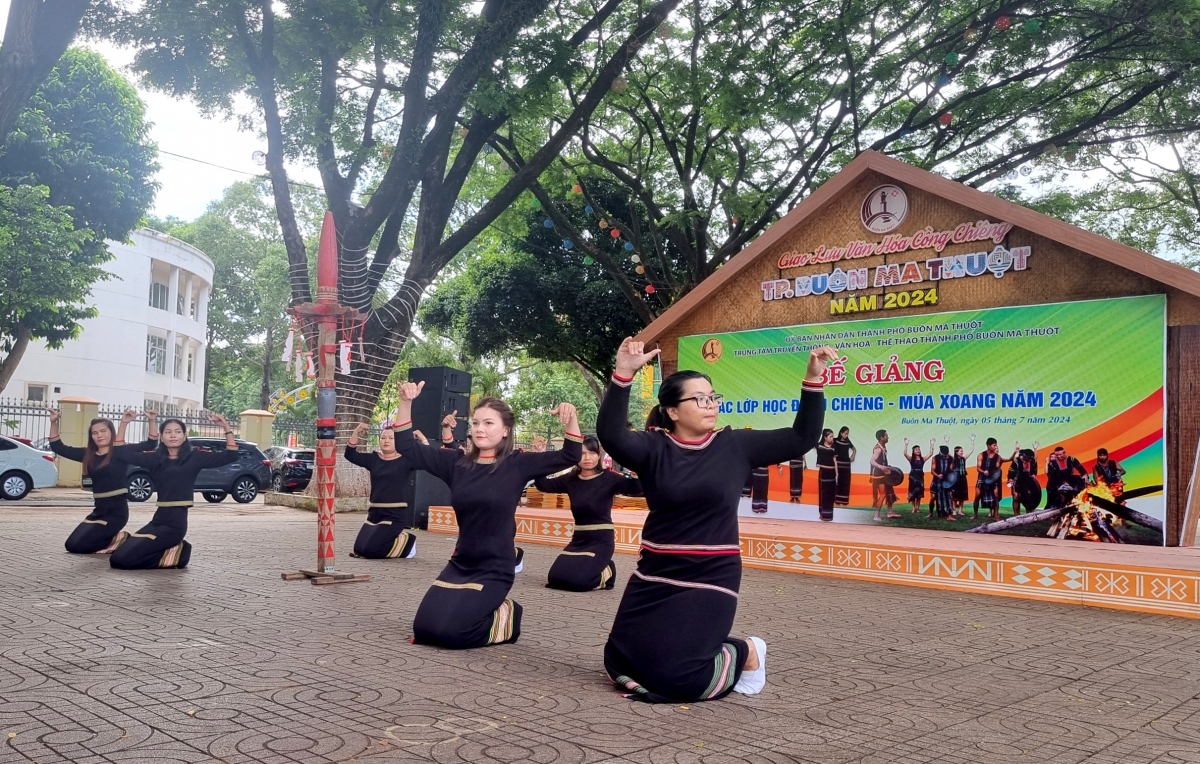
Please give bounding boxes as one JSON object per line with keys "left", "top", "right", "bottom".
{"left": 0, "top": 0, "right": 321, "bottom": 221}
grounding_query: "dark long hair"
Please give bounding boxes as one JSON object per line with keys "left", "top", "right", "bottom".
{"left": 645, "top": 370, "right": 711, "bottom": 432}
{"left": 820, "top": 428, "right": 834, "bottom": 447}
{"left": 81, "top": 418, "right": 116, "bottom": 475}
{"left": 156, "top": 418, "right": 192, "bottom": 460}
{"left": 575, "top": 435, "right": 603, "bottom": 475}
{"left": 459, "top": 397, "right": 515, "bottom": 469}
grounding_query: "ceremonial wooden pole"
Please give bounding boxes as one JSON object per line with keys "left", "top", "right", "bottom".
{"left": 282, "top": 212, "right": 369, "bottom": 585}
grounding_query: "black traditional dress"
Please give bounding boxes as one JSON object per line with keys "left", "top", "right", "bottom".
{"left": 344, "top": 445, "right": 418, "bottom": 559}
{"left": 976, "top": 452, "right": 1004, "bottom": 512}
{"left": 749, "top": 466, "right": 770, "bottom": 513}
{"left": 833, "top": 437, "right": 854, "bottom": 505}
{"left": 598, "top": 371, "right": 824, "bottom": 703}
{"left": 932, "top": 454, "right": 956, "bottom": 517}
{"left": 395, "top": 422, "right": 581, "bottom": 649}
{"left": 907, "top": 455, "right": 926, "bottom": 504}
{"left": 952, "top": 456, "right": 970, "bottom": 503}
{"left": 1008, "top": 450, "right": 1041, "bottom": 513}
{"left": 534, "top": 469, "right": 641, "bottom": 591}
{"left": 788, "top": 458, "right": 804, "bottom": 502}
{"left": 49, "top": 436, "right": 158, "bottom": 554}
{"left": 815, "top": 445, "right": 836, "bottom": 521}
{"left": 111, "top": 443, "right": 240, "bottom": 569}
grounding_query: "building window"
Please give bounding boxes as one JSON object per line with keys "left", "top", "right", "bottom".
{"left": 190, "top": 298, "right": 197, "bottom": 320}
{"left": 25, "top": 384, "right": 47, "bottom": 403}
{"left": 177, "top": 293, "right": 185, "bottom": 315}
{"left": 187, "top": 352, "right": 195, "bottom": 383}
{"left": 174, "top": 342, "right": 184, "bottom": 379}
{"left": 146, "top": 335, "right": 167, "bottom": 375}
{"left": 149, "top": 281, "right": 169, "bottom": 311}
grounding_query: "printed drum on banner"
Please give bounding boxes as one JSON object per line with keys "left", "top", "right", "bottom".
{"left": 678, "top": 295, "right": 1167, "bottom": 545}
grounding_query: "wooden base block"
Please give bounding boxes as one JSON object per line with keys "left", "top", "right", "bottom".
{"left": 280, "top": 572, "right": 307, "bottom": 581}
{"left": 311, "top": 573, "right": 370, "bottom": 585}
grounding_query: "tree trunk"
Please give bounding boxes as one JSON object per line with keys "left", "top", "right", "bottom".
{"left": 0, "top": 323, "right": 32, "bottom": 393}
{"left": 260, "top": 325, "right": 274, "bottom": 410}
{"left": 0, "top": 0, "right": 91, "bottom": 143}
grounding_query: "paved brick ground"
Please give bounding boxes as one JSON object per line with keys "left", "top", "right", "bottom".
{"left": 2, "top": 504, "right": 1200, "bottom": 764}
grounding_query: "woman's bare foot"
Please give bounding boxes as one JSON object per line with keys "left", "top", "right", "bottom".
{"left": 744, "top": 638, "right": 760, "bottom": 671}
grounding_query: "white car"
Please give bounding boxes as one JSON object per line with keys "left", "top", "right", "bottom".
{"left": 0, "top": 435, "right": 59, "bottom": 500}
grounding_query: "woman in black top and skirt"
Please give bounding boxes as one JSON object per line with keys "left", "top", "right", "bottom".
{"left": 48, "top": 408, "right": 159, "bottom": 554}
{"left": 344, "top": 421, "right": 418, "bottom": 560}
{"left": 395, "top": 382, "right": 582, "bottom": 649}
{"left": 534, "top": 435, "right": 641, "bottom": 591}
{"left": 816, "top": 429, "right": 837, "bottom": 521}
{"left": 903, "top": 438, "right": 930, "bottom": 514}
{"left": 111, "top": 415, "right": 240, "bottom": 570}
{"left": 832, "top": 427, "right": 855, "bottom": 506}
{"left": 598, "top": 338, "right": 833, "bottom": 703}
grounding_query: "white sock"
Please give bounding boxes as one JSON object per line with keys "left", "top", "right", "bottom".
{"left": 405, "top": 539, "right": 417, "bottom": 559}
{"left": 514, "top": 548, "right": 524, "bottom": 574}
{"left": 732, "top": 637, "right": 767, "bottom": 695}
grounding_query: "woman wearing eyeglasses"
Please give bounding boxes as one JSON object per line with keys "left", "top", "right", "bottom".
{"left": 598, "top": 338, "right": 833, "bottom": 703}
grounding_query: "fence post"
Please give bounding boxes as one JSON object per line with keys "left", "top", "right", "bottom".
{"left": 240, "top": 409, "right": 275, "bottom": 449}
{"left": 56, "top": 396, "right": 99, "bottom": 487}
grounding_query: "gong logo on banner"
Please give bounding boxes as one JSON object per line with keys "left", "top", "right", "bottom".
{"left": 861, "top": 184, "right": 908, "bottom": 234}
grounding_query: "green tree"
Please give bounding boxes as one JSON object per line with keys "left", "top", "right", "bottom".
{"left": 0, "top": 48, "right": 157, "bottom": 392}
{"left": 508, "top": 359, "right": 599, "bottom": 441}
{"left": 117, "top": 0, "right": 685, "bottom": 440}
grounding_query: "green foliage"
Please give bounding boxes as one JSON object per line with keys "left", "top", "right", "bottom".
{"left": 508, "top": 361, "right": 599, "bottom": 438}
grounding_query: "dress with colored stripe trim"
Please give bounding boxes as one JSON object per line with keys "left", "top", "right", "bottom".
{"left": 395, "top": 422, "right": 583, "bottom": 648}
{"left": 49, "top": 436, "right": 158, "bottom": 554}
{"left": 343, "top": 445, "right": 419, "bottom": 559}
{"left": 110, "top": 442, "right": 241, "bottom": 569}
{"left": 534, "top": 468, "right": 641, "bottom": 592}
{"left": 597, "top": 373, "right": 824, "bottom": 702}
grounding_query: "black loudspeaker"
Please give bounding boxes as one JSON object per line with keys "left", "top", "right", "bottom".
{"left": 409, "top": 366, "right": 472, "bottom": 442}
{"left": 406, "top": 471, "right": 451, "bottom": 530}
{"left": 405, "top": 366, "right": 471, "bottom": 529}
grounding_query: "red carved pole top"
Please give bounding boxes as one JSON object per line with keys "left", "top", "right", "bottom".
{"left": 316, "top": 210, "right": 338, "bottom": 305}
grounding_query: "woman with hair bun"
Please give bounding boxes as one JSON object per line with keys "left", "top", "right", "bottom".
{"left": 534, "top": 435, "right": 641, "bottom": 591}
{"left": 598, "top": 337, "right": 833, "bottom": 703}
{"left": 394, "top": 383, "right": 582, "bottom": 649}
{"left": 48, "top": 408, "right": 159, "bottom": 554}
{"left": 110, "top": 415, "right": 239, "bottom": 570}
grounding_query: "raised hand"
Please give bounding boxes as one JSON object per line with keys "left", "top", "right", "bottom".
{"left": 353, "top": 422, "right": 369, "bottom": 437}
{"left": 209, "top": 413, "right": 230, "bottom": 430}
{"left": 47, "top": 407, "right": 60, "bottom": 424}
{"left": 121, "top": 408, "right": 137, "bottom": 424}
{"left": 970, "top": 433, "right": 977, "bottom": 443}
{"left": 413, "top": 429, "right": 429, "bottom": 445}
{"left": 531, "top": 435, "right": 547, "bottom": 453}
{"left": 615, "top": 337, "right": 660, "bottom": 376}
{"left": 144, "top": 408, "right": 159, "bottom": 420}
{"left": 399, "top": 381, "right": 424, "bottom": 401}
{"left": 550, "top": 402, "right": 578, "bottom": 430}
{"left": 903, "top": 437, "right": 910, "bottom": 447}
{"left": 441, "top": 410, "right": 458, "bottom": 430}
{"left": 805, "top": 345, "right": 839, "bottom": 381}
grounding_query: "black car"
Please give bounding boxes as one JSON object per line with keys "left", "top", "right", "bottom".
{"left": 124, "top": 438, "right": 273, "bottom": 504}
{"left": 263, "top": 446, "right": 315, "bottom": 493}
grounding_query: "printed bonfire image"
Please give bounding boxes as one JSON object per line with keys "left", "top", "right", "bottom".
{"left": 678, "top": 295, "right": 1167, "bottom": 546}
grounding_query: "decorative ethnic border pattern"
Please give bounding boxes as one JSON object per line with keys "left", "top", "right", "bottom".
{"left": 425, "top": 507, "right": 1200, "bottom": 618}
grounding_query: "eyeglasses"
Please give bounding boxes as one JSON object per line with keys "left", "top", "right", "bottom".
{"left": 678, "top": 393, "right": 724, "bottom": 409}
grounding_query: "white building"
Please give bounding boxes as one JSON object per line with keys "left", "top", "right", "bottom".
{"left": 2, "top": 228, "right": 213, "bottom": 410}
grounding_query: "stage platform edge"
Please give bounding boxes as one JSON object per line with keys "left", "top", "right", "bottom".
{"left": 427, "top": 506, "right": 1200, "bottom": 618}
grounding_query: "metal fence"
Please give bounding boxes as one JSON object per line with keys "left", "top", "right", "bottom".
{"left": 273, "top": 418, "right": 317, "bottom": 448}
{"left": 0, "top": 398, "right": 51, "bottom": 445}
{"left": 0, "top": 399, "right": 242, "bottom": 447}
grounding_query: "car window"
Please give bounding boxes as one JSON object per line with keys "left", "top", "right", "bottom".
{"left": 0, "top": 438, "right": 17, "bottom": 451}
{"left": 295, "top": 451, "right": 315, "bottom": 462}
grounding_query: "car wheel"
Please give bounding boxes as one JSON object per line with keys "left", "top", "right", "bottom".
{"left": 271, "top": 473, "right": 284, "bottom": 493}
{"left": 0, "top": 471, "right": 31, "bottom": 500}
{"left": 127, "top": 474, "right": 154, "bottom": 502}
{"left": 232, "top": 476, "right": 258, "bottom": 504}
{"left": 202, "top": 491, "right": 227, "bottom": 503}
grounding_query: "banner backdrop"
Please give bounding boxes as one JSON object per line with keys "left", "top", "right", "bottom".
{"left": 678, "top": 295, "right": 1166, "bottom": 545}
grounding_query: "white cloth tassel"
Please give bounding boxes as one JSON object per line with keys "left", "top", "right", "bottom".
{"left": 294, "top": 351, "right": 303, "bottom": 382}
{"left": 305, "top": 352, "right": 316, "bottom": 379}
{"left": 281, "top": 327, "right": 295, "bottom": 364}
{"left": 338, "top": 341, "right": 351, "bottom": 375}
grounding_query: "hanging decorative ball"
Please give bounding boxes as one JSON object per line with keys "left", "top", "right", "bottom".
{"left": 631, "top": 254, "right": 641, "bottom": 263}
{"left": 610, "top": 228, "right": 621, "bottom": 238}
{"left": 583, "top": 256, "right": 594, "bottom": 265}
{"left": 963, "top": 27, "right": 981, "bottom": 42}
{"left": 898, "top": 127, "right": 913, "bottom": 138}
{"left": 612, "top": 77, "right": 628, "bottom": 93}
{"left": 572, "top": 184, "right": 582, "bottom": 194}
{"left": 936, "top": 74, "right": 952, "bottom": 87}
{"left": 644, "top": 284, "right": 656, "bottom": 295}
{"left": 531, "top": 199, "right": 542, "bottom": 209}
{"left": 1022, "top": 18, "right": 1041, "bottom": 33}
{"left": 584, "top": 205, "right": 594, "bottom": 214}
{"left": 635, "top": 265, "right": 645, "bottom": 274}
{"left": 1043, "top": 143, "right": 1060, "bottom": 156}
{"left": 483, "top": 145, "right": 494, "bottom": 154}
{"left": 939, "top": 112, "right": 954, "bottom": 126}
{"left": 656, "top": 24, "right": 672, "bottom": 39}
{"left": 563, "top": 239, "right": 574, "bottom": 249}
{"left": 945, "top": 51, "right": 960, "bottom": 66}
{"left": 1019, "top": 165, "right": 1033, "bottom": 176}
{"left": 543, "top": 218, "right": 554, "bottom": 228}
{"left": 731, "top": 216, "right": 738, "bottom": 224}
{"left": 598, "top": 219, "right": 609, "bottom": 229}
{"left": 456, "top": 127, "right": 469, "bottom": 137}
{"left": 500, "top": 162, "right": 510, "bottom": 171}
{"left": 994, "top": 16, "right": 1011, "bottom": 30}
{"left": 624, "top": 241, "right": 634, "bottom": 251}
